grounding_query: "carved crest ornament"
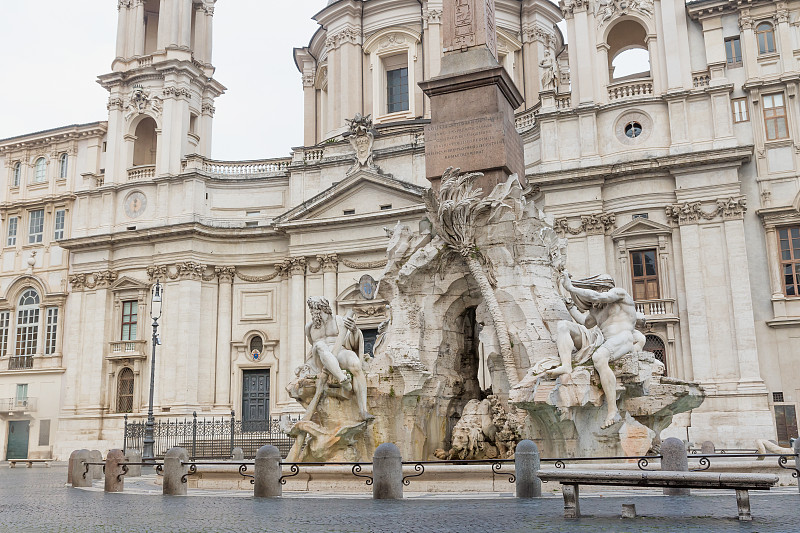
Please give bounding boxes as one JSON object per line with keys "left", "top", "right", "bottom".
{"left": 594, "top": 0, "right": 654, "bottom": 25}
{"left": 345, "top": 113, "right": 379, "bottom": 176}
{"left": 124, "top": 84, "right": 162, "bottom": 122}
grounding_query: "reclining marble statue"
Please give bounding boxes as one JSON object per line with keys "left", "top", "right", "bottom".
{"left": 545, "top": 271, "right": 646, "bottom": 429}
{"left": 283, "top": 296, "right": 373, "bottom": 462}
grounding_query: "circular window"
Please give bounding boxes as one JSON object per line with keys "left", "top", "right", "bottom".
{"left": 615, "top": 111, "right": 652, "bottom": 145}
{"left": 624, "top": 121, "right": 643, "bottom": 138}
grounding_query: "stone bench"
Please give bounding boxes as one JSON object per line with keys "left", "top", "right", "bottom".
{"left": 536, "top": 469, "right": 778, "bottom": 521}
{"left": 9, "top": 459, "right": 51, "bottom": 468}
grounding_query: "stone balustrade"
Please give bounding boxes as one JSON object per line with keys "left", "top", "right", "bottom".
{"left": 514, "top": 109, "right": 537, "bottom": 133}
{"left": 607, "top": 79, "right": 654, "bottom": 101}
{"left": 555, "top": 94, "right": 572, "bottom": 109}
{"left": 692, "top": 70, "right": 711, "bottom": 88}
{"left": 635, "top": 299, "right": 675, "bottom": 316}
{"left": 127, "top": 165, "right": 156, "bottom": 181}
{"left": 137, "top": 55, "right": 153, "bottom": 68}
{"left": 304, "top": 149, "right": 324, "bottom": 162}
{"left": 107, "top": 340, "right": 147, "bottom": 360}
{"left": 202, "top": 158, "right": 291, "bottom": 177}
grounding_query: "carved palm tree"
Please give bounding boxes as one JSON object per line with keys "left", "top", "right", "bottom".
{"left": 424, "top": 168, "right": 519, "bottom": 387}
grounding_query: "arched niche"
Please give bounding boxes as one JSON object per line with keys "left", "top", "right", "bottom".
{"left": 132, "top": 116, "right": 158, "bottom": 166}
{"left": 606, "top": 19, "right": 651, "bottom": 81}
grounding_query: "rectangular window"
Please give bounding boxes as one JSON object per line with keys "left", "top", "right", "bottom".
{"left": 15, "top": 304, "right": 39, "bottom": 358}
{"left": 53, "top": 209, "right": 65, "bottom": 240}
{"left": 732, "top": 98, "right": 749, "bottom": 123}
{"left": 45, "top": 307, "right": 58, "bottom": 355}
{"left": 121, "top": 300, "right": 138, "bottom": 341}
{"left": 38, "top": 420, "right": 51, "bottom": 446}
{"left": 778, "top": 226, "right": 800, "bottom": 296}
{"left": 7, "top": 217, "right": 18, "bottom": 246}
{"left": 774, "top": 404, "right": 798, "bottom": 448}
{"left": 630, "top": 249, "right": 660, "bottom": 301}
{"left": 16, "top": 384, "right": 28, "bottom": 406}
{"left": 0, "top": 311, "right": 10, "bottom": 357}
{"left": 387, "top": 67, "right": 410, "bottom": 114}
{"left": 763, "top": 93, "right": 789, "bottom": 141}
{"left": 725, "top": 36, "right": 742, "bottom": 66}
{"left": 28, "top": 209, "right": 44, "bottom": 244}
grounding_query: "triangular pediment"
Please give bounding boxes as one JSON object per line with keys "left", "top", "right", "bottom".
{"left": 110, "top": 276, "right": 151, "bottom": 291}
{"left": 275, "top": 171, "right": 426, "bottom": 227}
{"left": 611, "top": 218, "right": 672, "bottom": 239}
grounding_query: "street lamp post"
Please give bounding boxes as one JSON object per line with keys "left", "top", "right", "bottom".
{"left": 142, "top": 280, "right": 163, "bottom": 464}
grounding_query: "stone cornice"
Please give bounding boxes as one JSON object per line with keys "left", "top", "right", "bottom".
{"left": 0, "top": 194, "right": 77, "bottom": 212}
{"left": 0, "top": 123, "right": 107, "bottom": 153}
{"left": 686, "top": 0, "right": 779, "bottom": 21}
{"left": 57, "top": 222, "right": 282, "bottom": 252}
{"left": 528, "top": 146, "right": 754, "bottom": 186}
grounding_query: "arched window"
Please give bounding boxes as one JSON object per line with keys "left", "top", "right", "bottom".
{"left": 12, "top": 162, "right": 21, "bottom": 187}
{"left": 756, "top": 23, "right": 776, "bottom": 55}
{"left": 133, "top": 117, "right": 158, "bottom": 167}
{"left": 59, "top": 154, "right": 68, "bottom": 179}
{"left": 33, "top": 158, "right": 46, "bottom": 184}
{"left": 12, "top": 289, "right": 40, "bottom": 369}
{"left": 117, "top": 368, "right": 135, "bottom": 413}
{"left": 607, "top": 20, "right": 650, "bottom": 81}
{"left": 644, "top": 334, "right": 667, "bottom": 374}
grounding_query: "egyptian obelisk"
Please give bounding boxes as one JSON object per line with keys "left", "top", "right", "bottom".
{"left": 419, "top": 0, "right": 525, "bottom": 192}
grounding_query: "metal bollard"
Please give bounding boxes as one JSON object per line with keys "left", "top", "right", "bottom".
{"left": 163, "top": 447, "right": 190, "bottom": 496}
{"left": 71, "top": 450, "right": 92, "bottom": 488}
{"left": 661, "top": 437, "right": 690, "bottom": 496}
{"left": 104, "top": 449, "right": 126, "bottom": 493}
{"left": 372, "top": 443, "right": 403, "bottom": 500}
{"left": 515, "top": 440, "right": 541, "bottom": 498}
{"left": 254, "top": 445, "right": 282, "bottom": 498}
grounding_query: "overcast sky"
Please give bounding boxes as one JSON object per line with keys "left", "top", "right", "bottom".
{"left": 0, "top": 1, "right": 320, "bottom": 160}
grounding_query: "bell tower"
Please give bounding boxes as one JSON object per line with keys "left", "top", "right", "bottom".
{"left": 99, "top": 0, "right": 225, "bottom": 184}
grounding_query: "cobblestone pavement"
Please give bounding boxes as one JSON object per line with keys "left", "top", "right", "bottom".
{"left": 0, "top": 465, "right": 798, "bottom": 532}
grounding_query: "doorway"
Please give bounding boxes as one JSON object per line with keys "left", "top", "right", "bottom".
{"left": 7, "top": 421, "right": 30, "bottom": 460}
{"left": 242, "top": 370, "right": 270, "bottom": 432}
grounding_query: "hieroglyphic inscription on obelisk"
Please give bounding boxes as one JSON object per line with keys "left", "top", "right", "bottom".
{"left": 442, "top": 0, "right": 498, "bottom": 59}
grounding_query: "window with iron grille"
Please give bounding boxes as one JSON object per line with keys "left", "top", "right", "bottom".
{"left": 121, "top": 301, "right": 138, "bottom": 341}
{"left": 117, "top": 368, "right": 134, "bottom": 413}
{"left": 28, "top": 209, "right": 44, "bottom": 244}
{"left": 778, "top": 226, "right": 800, "bottom": 297}
{"left": 45, "top": 307, "right": 58, "bottom": 355}
{"left": 644, "top": 334, "right": 667, "bottom": 374}
{"left": 53, "top": 210, "right": 65, "bottom": 240}
{"left": 6, "top": 217, "right": 18, "bottom": 247}
{"left": 15, "top": 289, "right": 40, "bottom": 358}
{"left": 0, "top": 311, "right": 10, "bottom": 358}
{"left": 773, "top": 392, "right": 785, "bottom": 403}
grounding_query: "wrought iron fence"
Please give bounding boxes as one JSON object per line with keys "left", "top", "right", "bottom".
{"left": 123, "top": 412, "right": 297, "bottom": 460}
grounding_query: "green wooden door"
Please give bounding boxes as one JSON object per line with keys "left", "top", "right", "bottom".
{"left": 7, "top": 421, "right": 30, "bottom": 460}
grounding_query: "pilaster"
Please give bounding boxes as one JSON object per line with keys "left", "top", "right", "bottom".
{"left": 214, "top": 266, "right": 235, "bottom": 408}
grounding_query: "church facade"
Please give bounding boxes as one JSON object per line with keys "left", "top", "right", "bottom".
{"left": 0, "top": 0, "right": 798, "bottom": 460}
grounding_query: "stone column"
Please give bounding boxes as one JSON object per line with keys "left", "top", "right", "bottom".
{"left": 777, "top": 6, "right": 792, "bottom": 74}
{"left": 193, "top": 5, "right": 207, "bottom": 63}
{"left": 320, "top": 255, "right": 339, "bottom": 314}
{"left": 302, "top": 72, "right": 317, "bottom": 146}
{"left": 426, "top": 8, "right": 443, "bottom": 78}
{"left": 661, "top": 437, "right": 689, "bottom": 496}
{"left": 157, "top": 0, "right": 169, "bottom": 50}
{"left": 116, "top": 3, "right": 130, "bottom": 60}
{"left": 288, "top": 258, "right": 307, "bottom": 374}
{"left": 71, "top": 450, "right": 92, "bottom": 488}
{"left": 179, "top": 0, "right": 192, "bottom": 50}
{"left": 254, "top": 445, "right": 282, "bottom": 498}
{"left": 764, "top": 226, "right": 785, "bottom": 299}
{"left": 372, "top": 443, "right": 403, "bottom": 500}
{"left": 514, "top": 440, "right": 541, "bottom": 498}
{"left": 572, "top": 4, "right": 594, "bottom": 105}
{"left": 162, "top": 447, "right": 189, "bottom": 496}
{"left": 214, "top": 267, "right": 235, "bottom": 408}
{"left": 203, "top": 5, "right": 214, "bottom": 65}
{"left": 133, "top": 0, "right": 145, "bottom": 57}
{"left": 104, "top": 449, "right": 126, "bottom": 493}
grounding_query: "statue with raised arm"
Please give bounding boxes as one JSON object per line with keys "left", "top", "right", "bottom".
{"left": 549, "top": 271, "right": 640, "bottom": 429}
{"left": 305, "top": 296, "right": 372, "bottom": 421}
